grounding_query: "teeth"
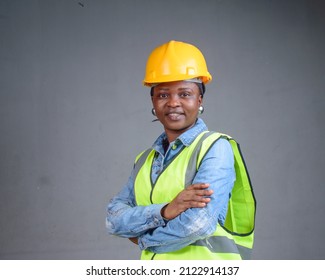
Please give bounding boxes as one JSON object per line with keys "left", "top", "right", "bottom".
{"left": 167, "top": 113, "right": 183, "bottom": 120}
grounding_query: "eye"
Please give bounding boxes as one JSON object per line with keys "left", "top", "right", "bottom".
{"left": 179, "top": 92, "right": 191, "bottom": 98}
{"left": 158, "top": 93, "right": 169, "bottom": 99}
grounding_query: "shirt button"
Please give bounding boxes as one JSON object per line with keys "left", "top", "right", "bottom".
{"left": 172, "top": 144, "right": 177, "bottom": 150}
{"left": 151, "top": 218, "right": 158, "bottom": 226}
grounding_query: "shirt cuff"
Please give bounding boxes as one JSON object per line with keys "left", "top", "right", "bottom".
{"left": 138, "top": 203, "right": 168, "bottom": 251}
{"left": 147, "top": 203, "right": 168, "bottom": 228}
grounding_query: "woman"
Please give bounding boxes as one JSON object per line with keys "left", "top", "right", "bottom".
{"left": 106, "top": 40, "right": 255, "bottom": 260}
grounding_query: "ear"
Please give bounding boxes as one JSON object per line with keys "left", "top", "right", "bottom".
{"left": 198, "top": 93, "right": 203, "bottom": 106}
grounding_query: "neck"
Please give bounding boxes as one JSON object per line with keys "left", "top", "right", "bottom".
{"left": 165, "top": 121, "right": 197, "bottom": 143}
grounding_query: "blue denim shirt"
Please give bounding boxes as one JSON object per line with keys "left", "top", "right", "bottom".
{"left": 106, "top": 118, "right": 235, "bottom": 254}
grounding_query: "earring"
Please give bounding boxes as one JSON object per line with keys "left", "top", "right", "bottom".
{"left": 151, "top": 108, "right": 156, "bottom": 116}
{"left": 198, "top": 105, "right": 204, "bottom": 114}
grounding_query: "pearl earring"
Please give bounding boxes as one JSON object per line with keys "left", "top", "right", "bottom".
{"left": 198, "top": 105, "right": 204, "bottom": 114}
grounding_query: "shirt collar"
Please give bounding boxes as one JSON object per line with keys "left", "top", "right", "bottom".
{"left": 152, "top": 118, "right": 208, "bottom": 151}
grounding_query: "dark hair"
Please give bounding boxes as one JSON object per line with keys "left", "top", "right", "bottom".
{"left": 196, "top": 82, "right": 206, "bottom": 96}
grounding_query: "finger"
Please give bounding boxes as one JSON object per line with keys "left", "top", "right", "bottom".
{"left": 187, "top": 183, "right": 210, "bottom": 190}
{"left": 184, "top": 195, "right": 211, "bottom": 203}
{"left": 182, "top": 189, "right": 213, "bottom": 200}
{"left": 192, "top": 189, "right": 214, "bottom": 196}
{"left": 188, "top": 201, "right": 208, "bottom": 208}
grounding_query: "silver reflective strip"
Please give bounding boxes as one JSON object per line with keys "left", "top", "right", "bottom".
{"left": 192, "top": 236, "right": 252, "bottom": 259}
{"left": 184, "top": 131, "right": 216, "bottom": 187}
{"left": 135, "top": 131, "right": 214, "bottom": 187}
{"left": 237, "top": 244, "right": 252, "bottom": 260}
{"left": 185, "top": 132, "right": 253, "bottom": 260}
{"left": 134, "top": 149, "right": 151, "bottom": 178}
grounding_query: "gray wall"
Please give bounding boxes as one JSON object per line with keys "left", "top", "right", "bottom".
{"left": 0, "top": 0, "right": 324, "bottom": 260}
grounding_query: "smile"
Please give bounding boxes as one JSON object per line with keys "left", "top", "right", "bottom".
{"left": 166, "top": 112, "right": 184, "bottom": 121}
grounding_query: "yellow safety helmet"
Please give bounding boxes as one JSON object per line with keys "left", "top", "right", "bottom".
{"left": 143, "top": 40, "right": 212, "bottom": 87}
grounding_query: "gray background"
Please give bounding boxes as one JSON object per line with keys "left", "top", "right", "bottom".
{"left": 0, "top": 0, "right": 324, "bottom": 260}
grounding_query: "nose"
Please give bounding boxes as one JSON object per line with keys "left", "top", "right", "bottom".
{"left": 166, "top": 94, "right": 180, "bottom": 107}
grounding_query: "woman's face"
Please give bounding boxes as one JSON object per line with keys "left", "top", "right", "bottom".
{"left": 151, "top": 80, "right": 202, "bottom": 142}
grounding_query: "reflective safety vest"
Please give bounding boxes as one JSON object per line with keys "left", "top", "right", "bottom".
{"left": 133, "top": 131, "right": 256, "bottom": 260}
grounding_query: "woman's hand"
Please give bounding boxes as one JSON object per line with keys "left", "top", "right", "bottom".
{"left": 161, "top": 183, "right": 213, "bottom": 220}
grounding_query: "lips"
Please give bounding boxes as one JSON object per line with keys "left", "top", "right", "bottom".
{"left": 165, "top": 111, "right": 184, "bottom": 121}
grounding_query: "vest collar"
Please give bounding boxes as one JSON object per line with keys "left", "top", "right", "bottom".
{"left": 152, "top": 118, "right": 208, "bottom": 153}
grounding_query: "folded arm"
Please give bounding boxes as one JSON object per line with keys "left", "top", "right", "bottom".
{"left": 137, "top": 138, "right": 235, "bottom": 253}
{"left": 106, "top": 169, "right": 167, "bottom": 238}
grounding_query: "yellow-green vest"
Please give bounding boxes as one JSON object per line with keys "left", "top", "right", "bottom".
{"left": 133, "top": 131, "right": 256, "bottom": 260}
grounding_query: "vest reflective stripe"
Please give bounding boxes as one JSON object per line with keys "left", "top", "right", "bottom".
{"left": 188, "top": 132, "right": 256, "bottom": 237}
{"left": 134, "top": 132, "right": 206, "bottom": 206}
{"left": 184, "top": 131, "right": 216, "bottom": 187}
{"left": 134, "top": 131, "right": 256, "bottom": 260}
{"left": 141, "top": 243, "right": 242, "bottom": 260}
